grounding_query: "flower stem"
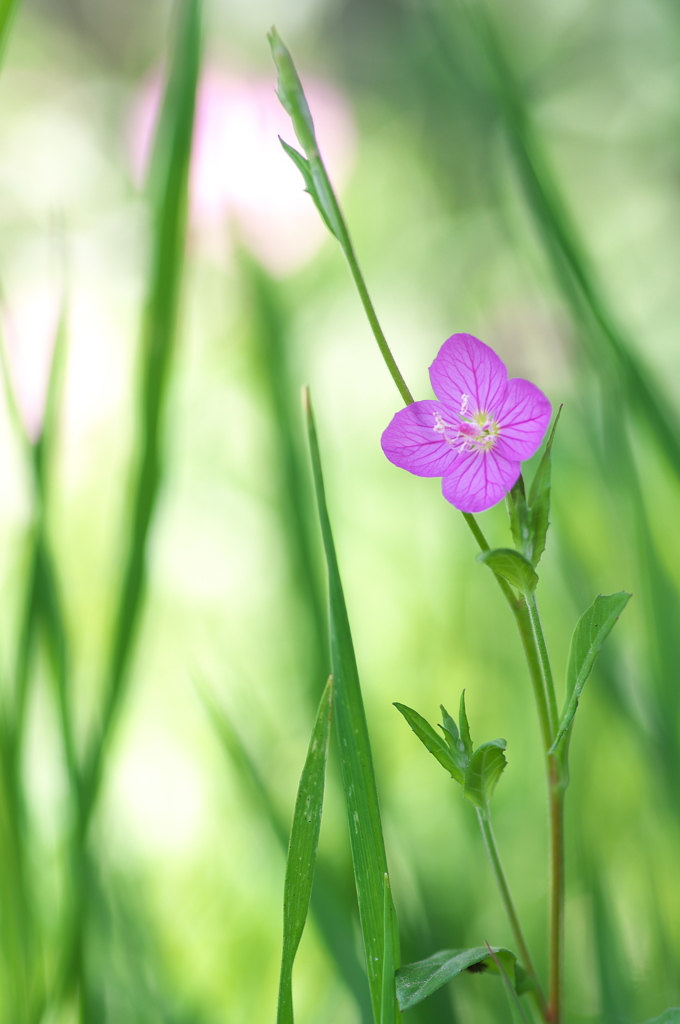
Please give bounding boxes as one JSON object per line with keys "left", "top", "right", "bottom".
{"left": 525, "top": 593, "right": 559, "bottom": 738}
{"left": 476, "top": 809, "right": 548, "bottom": 1019}
{"left": 462, "top": 514, "right": 565, "bottom": 1024}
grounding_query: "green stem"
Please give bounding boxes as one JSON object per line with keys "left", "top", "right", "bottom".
{"left": 462, "top": 515, "right": 564, "bottom": 1024}
{"left": 341, "top": 236, "right": 414, "bottom": 406}
{"left": 476, "top": 809, "right": 547, "bottom": 1019}
{"left": 547, "top": 760, "right": 565, "bottom": 1024}
{"left": 525, "top": 594, "right": 559, "bottom": 738}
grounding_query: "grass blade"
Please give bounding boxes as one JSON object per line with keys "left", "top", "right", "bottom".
{"left": 277, "top": 678, "right": 333, "bottom": 1024}
{"left": 465, "top": 3, "right": 680, "bottom": 482}
{"left": 200, "top": 686, "right": 373, "bottom": 1023}
{"left": 305, "top": 389, "right": 398, "bottom": 1022}
{"left": 84, "top": 0, "right": 201, "bottom": 814}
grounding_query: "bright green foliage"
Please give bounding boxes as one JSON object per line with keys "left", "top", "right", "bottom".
{"left": 393, "top": 703, "right": 465, "bottom": 783}
{"left": 506, "top": 406, "right": 562, "bottom": 570}
{"left": 396, "top": 946, "right": 518, "bottom": 1011}
{"left": 306, "top": 391, "right": 398, "bottom": 1024}
{"left": 277, "top": 679, "right": 333, "bottom": 1024}
{"left": 478, "top": 548, "right": 538, "bottom": 595}
{"left": 526, "top": 407, "right": 562, "bottom": 568}
{"left": 395, "top": 699, "right": 506, "bottom": 814}
{"left": 462, "top": 740, "right": 508, "bottom": 812}
{"left": 642, "top": 1012, "right": 680, "bottom": 1024}
{"left": 551, "top": 592, "right": 631, "bottom": 751}
{"left": 379, "top": 874, "right": 397, "bottom": 1024}
{"left": 268, "top": 30, "right": 343, "bottom": 241}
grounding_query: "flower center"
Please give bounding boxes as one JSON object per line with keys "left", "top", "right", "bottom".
{"left": 432, "top": 394, "right": 500, "bottom": 453}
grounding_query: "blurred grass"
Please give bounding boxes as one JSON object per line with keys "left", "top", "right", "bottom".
{"left": 0, "top": 0, "right": 678, "bottom": 1022}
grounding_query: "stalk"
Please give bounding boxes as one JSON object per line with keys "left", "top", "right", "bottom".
{"left": 476, "top": 809, "right": 547, "bottom": 1019}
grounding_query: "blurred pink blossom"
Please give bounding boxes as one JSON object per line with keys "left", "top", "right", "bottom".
{"left": 130, "top": 67, "right": 356, "bottom": 275}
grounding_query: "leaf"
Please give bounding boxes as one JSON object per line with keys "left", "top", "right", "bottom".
{"left": 394, "top": 703, "right": 465, "bottom": 784}
{"left": 642, "top": 1012, "right": 680, "bottom": 1024}
{"left": 268, "top": 29, "right": 344, "bottom": 240}
{"left": 484, "top": 944, "right": 531, "bottom": 1024}
{"left": 380, "top": 874, "right": 397, "bottom": 1024}
{"left": 278, "top": 139, "right": 339, "bottom": 239}
{"left": 306, "top": 390, "right": 397, "bottom": 1021}
{"left": 462, "top": 740, "right": 507, "bottom": 812}
{"left": 527, "top": 406, "right": 562, "bottom": 568}
{"left": 395, "top": 947, "right": 517, "bottom": 1011}
{"left": 507, "top": 475, "right": 531, "bottom": 559}
{"left": 277, "top": 679, "right": 333, "bottom": 1024}
{"left": 551, "top": 592, "right": 631, "bottom": 751}
{"left": 457, "top": 691, "right": 473, "bottom": 759}
{"left": 477, "top": 548, "right": 538, "bottom": 595}
{"left": 201, "top": 685, "right": 372, "bottom": 1022}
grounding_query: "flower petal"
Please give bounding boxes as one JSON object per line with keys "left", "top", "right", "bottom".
{"left": 441, "top": 449, "right": 520, "bottom": 513}
{"left": 493, "top": 378, "right": 552, "bottom": 462}
{"left": 381, "top": 400, "right": 459, "bottom": 478}
{"left": 429, "top": 334, "right": 508, "bottom": 416}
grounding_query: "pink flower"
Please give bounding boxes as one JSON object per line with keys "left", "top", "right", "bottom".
{"left": 381, "top": 334, "right": 551, "bottom": 513}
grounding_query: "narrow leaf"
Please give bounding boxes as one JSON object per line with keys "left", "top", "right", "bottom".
{"left": 507, "top": 475, "right": 531, "bottom": 559}
{"left": 278, "top": 139, "right": 338, "bottom": 239}
{"left": 477, "top": 548, "right": 538, "bottom": 595}
{"left": 642, "top": 1012, "right": 680, "bottom": 1024}
{"left": 394, "top": 703, "right": 464, "bottom": 785}
{"left": 396, "top": 947, "right": 517, "bottom": 1011}
{"left": 462, "top": 740, "right": 507, "bottom": 812}
{"left": 527, "top": 406, "right": 562, "bottom": 568}
{"left": 458, "top": 691, "right": 473, "bottom": 759}
{"left": 268, "top": 29, "right": 344, "bottom": 240}
{"left": 201, "top": 685, "right": 373, "bottom": 1022}
{"left": 277, "top": 678, "right": 333, "bottom": 1024}
{"left": 551, "top": 592, "right": 631, "bottom": 751}
{"left": 306, "top": 390, "right": 396, "bottom": 1020}
{"left": 380, "top": 874, "right": 397, "bottom": 1024}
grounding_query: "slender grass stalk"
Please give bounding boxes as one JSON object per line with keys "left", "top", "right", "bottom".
{"left": 476, "top": 810, "right": 547, "bottom": 1019}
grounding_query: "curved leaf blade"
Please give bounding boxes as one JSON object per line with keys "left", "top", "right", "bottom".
{"left": 551, "top": 592, "right": 631, "bottom": 751}
{"left": 277, "top": 678, "right": 333, "bottom": 1024}
{"left": 463, "top": 739, "right": 507, "bottom": 811}
{"left": 396, "top": 946, "right": 517, "bottom": 1011}
{"left": 477, "top": 548, "right": 538, "bottom": 595}
{"left": 642, "top": 1012, "right": 680, "bottom": 1024}
{"left": 306, "top": 391, "right": 397, "bottom": 1021}
{"left": 394, "top": 703, "right": 464, "bottom": 784}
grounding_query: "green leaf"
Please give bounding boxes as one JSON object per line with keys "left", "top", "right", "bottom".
{"left": 527, "top": 406, "right": 562, "bottom": 567}
{"left": 277, "top": 680, "right": 333, "bottom": 1024}
{"left": 306, "top": 390, "right": 397, "bottom": 1021}
{"left": 201, "top": 685, "right": 372, "bottom": 1023}
{"left": 278, "top": 139, "right": 339, "bottom": 239}
{"left": 380, "top": 873, "right": 397, "bottom": 1024}
{"left": 484, "top": 944, "right": 531, "bottom": 1024}
{"left": 642, "top": 1013, "right": 680, "bottom": 1024}
{"left": 394, "top": 703, "right": 465, "bottom": 784}
{"left": 395, "top": 947, "right": 517, "bottom": 1011}
{"left": 463, "top": 739, "right": 507, "bottom": 812}
{"left": 268, "top": 29, "right": 344, "bottom": 241}
{"left": 477, "top": 548, "right": 538, "bottom": 595}
{"left": 457, "top": 691, "right": 473, "bottom": 759}
{"left": 507, "top": 475, "right": 531, "bottom": 559}
{"left": 551, "top": 592, "right": 631, "bottom": 751}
